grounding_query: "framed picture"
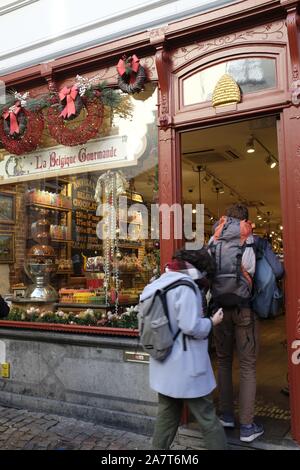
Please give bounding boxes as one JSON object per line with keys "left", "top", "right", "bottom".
{"left": 0, "top": 231, "right": 15, "bottom": 263}
{"left": 0, "top": 192, "right": 16, "bottom": 225}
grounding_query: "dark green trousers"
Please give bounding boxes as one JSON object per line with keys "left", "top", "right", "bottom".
{"left": 152, "top": 393, "right": 227, "bottom": 450}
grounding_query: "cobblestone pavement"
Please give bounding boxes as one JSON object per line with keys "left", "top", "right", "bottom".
{"left": 0, "top": 404, "right": 189, "bottom": 451}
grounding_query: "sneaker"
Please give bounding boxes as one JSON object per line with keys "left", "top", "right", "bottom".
{"left": 240, "top": 423, "right": 264, "bottom": 442}
{"left": 219, "top": 413, "right": 235, "bottom": 428}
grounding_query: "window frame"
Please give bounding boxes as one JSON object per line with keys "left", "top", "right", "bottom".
{"left": 174, "top": 44, "right": 289, "bottom": 125}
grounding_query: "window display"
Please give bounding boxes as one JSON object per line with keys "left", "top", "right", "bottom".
{"left": 1, "top": 88, "right": 159, "bottom": 334}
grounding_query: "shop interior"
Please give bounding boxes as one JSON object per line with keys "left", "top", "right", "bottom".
{"left": 6, "top": 161, "right": 159, "bottom": 324}
{"left": 181, "top": 115, "right": 289, "bottom": 443}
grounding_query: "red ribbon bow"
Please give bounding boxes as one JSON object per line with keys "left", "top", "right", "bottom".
{"left": 3, "top": 101, "right": 21, "bottom": 135}
{"left": 59, "top": 85, "right": 78, "bottom": 119}
{"left": 117, "top": 54, "right": 140, "bottom": 84}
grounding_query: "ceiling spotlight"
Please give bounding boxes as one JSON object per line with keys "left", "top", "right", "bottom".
{"left": 212, "top": 181, "right": 225, "bottom": 194}
{"left": 202, "top": 173, "right": 211, "bottom": 183}
{"left": 246, "top": 136, "right": 255, "bottom": 154}
{"left": 265, "top": 154, "right": 277, "bottom": 169}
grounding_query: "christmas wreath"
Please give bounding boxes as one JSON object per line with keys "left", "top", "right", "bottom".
{"left": 117, "top": 54, "right": 147, "bottom": 94}
{"left": 47, "top": 97, "right": 103, "bottom": 146}
{"left": 0, "top": 78, "right": 124, "bottom": 154}
{"left": 0, "top": 95, "right": 44, "bottom": 155}
{"left": 46, "top": 76, "right": 126, "bottom": 146}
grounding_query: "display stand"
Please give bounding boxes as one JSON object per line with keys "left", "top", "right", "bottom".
{"left": 11, "top": 298, "right": 56, "bottom": 313}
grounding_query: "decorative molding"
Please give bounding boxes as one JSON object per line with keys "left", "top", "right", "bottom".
{"left": 155, "top": 46, "right": 172, "bottom": 130}
{"left": 291, "top": 79, "right": 300, "bottom": 104}
{"left": 40, "top": 62, "right": 56, "bottom": 92}
{"left": 140, "top": 56, "right": 157, "bottom": 80}
{"left": 149, "top": 25, "right": 169, "bottom": 45}
{"left": 281, "top": 1, "right": 300, "bottom": 105}
{"left": 159, "top": 127, "right": 173, "bottom": 143}
{"left": 160, "top": 158, "right": 172, "bottom": 200}
{"left": 172, "top": 21, "right": 286, "bottom": 70}
{"left": 286, "top": 6, "right": 300, "bottom": 80}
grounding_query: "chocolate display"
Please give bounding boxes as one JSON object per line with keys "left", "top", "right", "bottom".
{"left": 24, "top": 209, "right": 58, "bottom": 301}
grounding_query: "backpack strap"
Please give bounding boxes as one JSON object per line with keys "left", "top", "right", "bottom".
{"left": 214, "top": 216, "right": 227, "bottom": 240}
{"left": 255, "top": 238, "right": 265, "bottom": 260}
{"left": 163, "top": 279, "right": 198, "bottom": 295}
{"left": 236, "top": 241, "right": 255, "bottom": 285}
{"left": 160, "top": 279, "right": 198, "bottom": 351}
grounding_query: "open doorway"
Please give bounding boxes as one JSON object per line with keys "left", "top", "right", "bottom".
{"left": 180, "top": 115, "right": 290, "bottom": 445}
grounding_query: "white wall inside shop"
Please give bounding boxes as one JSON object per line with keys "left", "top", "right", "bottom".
{"left": 0, "top": 0, "right": 236, "bottom": 75}
{"left": 0, "top": 264, "right": 10, "bottom": 296}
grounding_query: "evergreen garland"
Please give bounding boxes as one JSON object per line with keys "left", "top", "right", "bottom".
{"left": 0, "top": 79, "right": 129, "bottom": 154}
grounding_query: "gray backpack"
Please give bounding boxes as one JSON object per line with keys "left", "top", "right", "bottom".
{"left": 209, "top": 217, "right": 253, "bottom": 308}
{"left": 138, "top": 280, "right": 197, "bottom": 361}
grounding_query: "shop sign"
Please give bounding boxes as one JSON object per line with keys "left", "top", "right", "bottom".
{"left": 124, "top": 351, "right": 149, "bottom": 364}
{"left": 0, "top": 135, "right": 129, "bottom": 183}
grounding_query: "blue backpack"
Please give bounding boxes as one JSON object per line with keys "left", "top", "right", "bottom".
{"left": 251, "top": 239, "right": 283, "bottom": 319}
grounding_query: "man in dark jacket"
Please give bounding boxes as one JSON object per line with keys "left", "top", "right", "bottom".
{"left": 210, "top": 203, "right": 264, "bottom": 443}
{"left": 0, "top": 296, "right": 9, "bottom": 318}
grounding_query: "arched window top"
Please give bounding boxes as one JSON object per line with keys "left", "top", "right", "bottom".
{"left": 183, "top": 57, "right": 276, "bottom": 106}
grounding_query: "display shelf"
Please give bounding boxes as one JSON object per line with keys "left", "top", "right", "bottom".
{"left": 27, "top": 203, "right": 71, "bottom": 213}
{"left": 55, "top": 302, "right": 136, "bottom": 309}
{"left": 85, "top": 270, "right": 142, "bottom": 274}
{"left": 118, "top": 242, "right": 142, "bottom": 249}
{"left": 27, "top": 237, "right": 72, "bottom": 244}
{"left": 26, "top": 181, "right": 73, "bottom": 295}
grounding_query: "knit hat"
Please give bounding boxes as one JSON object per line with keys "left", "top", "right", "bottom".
{"left": 165, "top": 259, "right": 207, "bottom": 281}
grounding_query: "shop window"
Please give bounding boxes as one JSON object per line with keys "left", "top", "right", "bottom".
{"left": 183, "top": 58, "right": 276, "bottom": 106}
{"left": 0, "top": 88, "right": 159, "bottom": 333}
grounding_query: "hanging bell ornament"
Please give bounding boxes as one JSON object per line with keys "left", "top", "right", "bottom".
{"left": 116, "top": 250, "right": 122, "bottom": 260}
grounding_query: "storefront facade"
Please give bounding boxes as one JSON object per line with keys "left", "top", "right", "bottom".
{"left": 0, "top": 0, "right": 300, "bottom": 445}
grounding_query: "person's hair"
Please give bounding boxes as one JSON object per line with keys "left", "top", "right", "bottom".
{"left": 173, "top": 248, "right": 216, "bottom": 278}
{"left": 226, "top": 203, "right": 249, "bottom": 221}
